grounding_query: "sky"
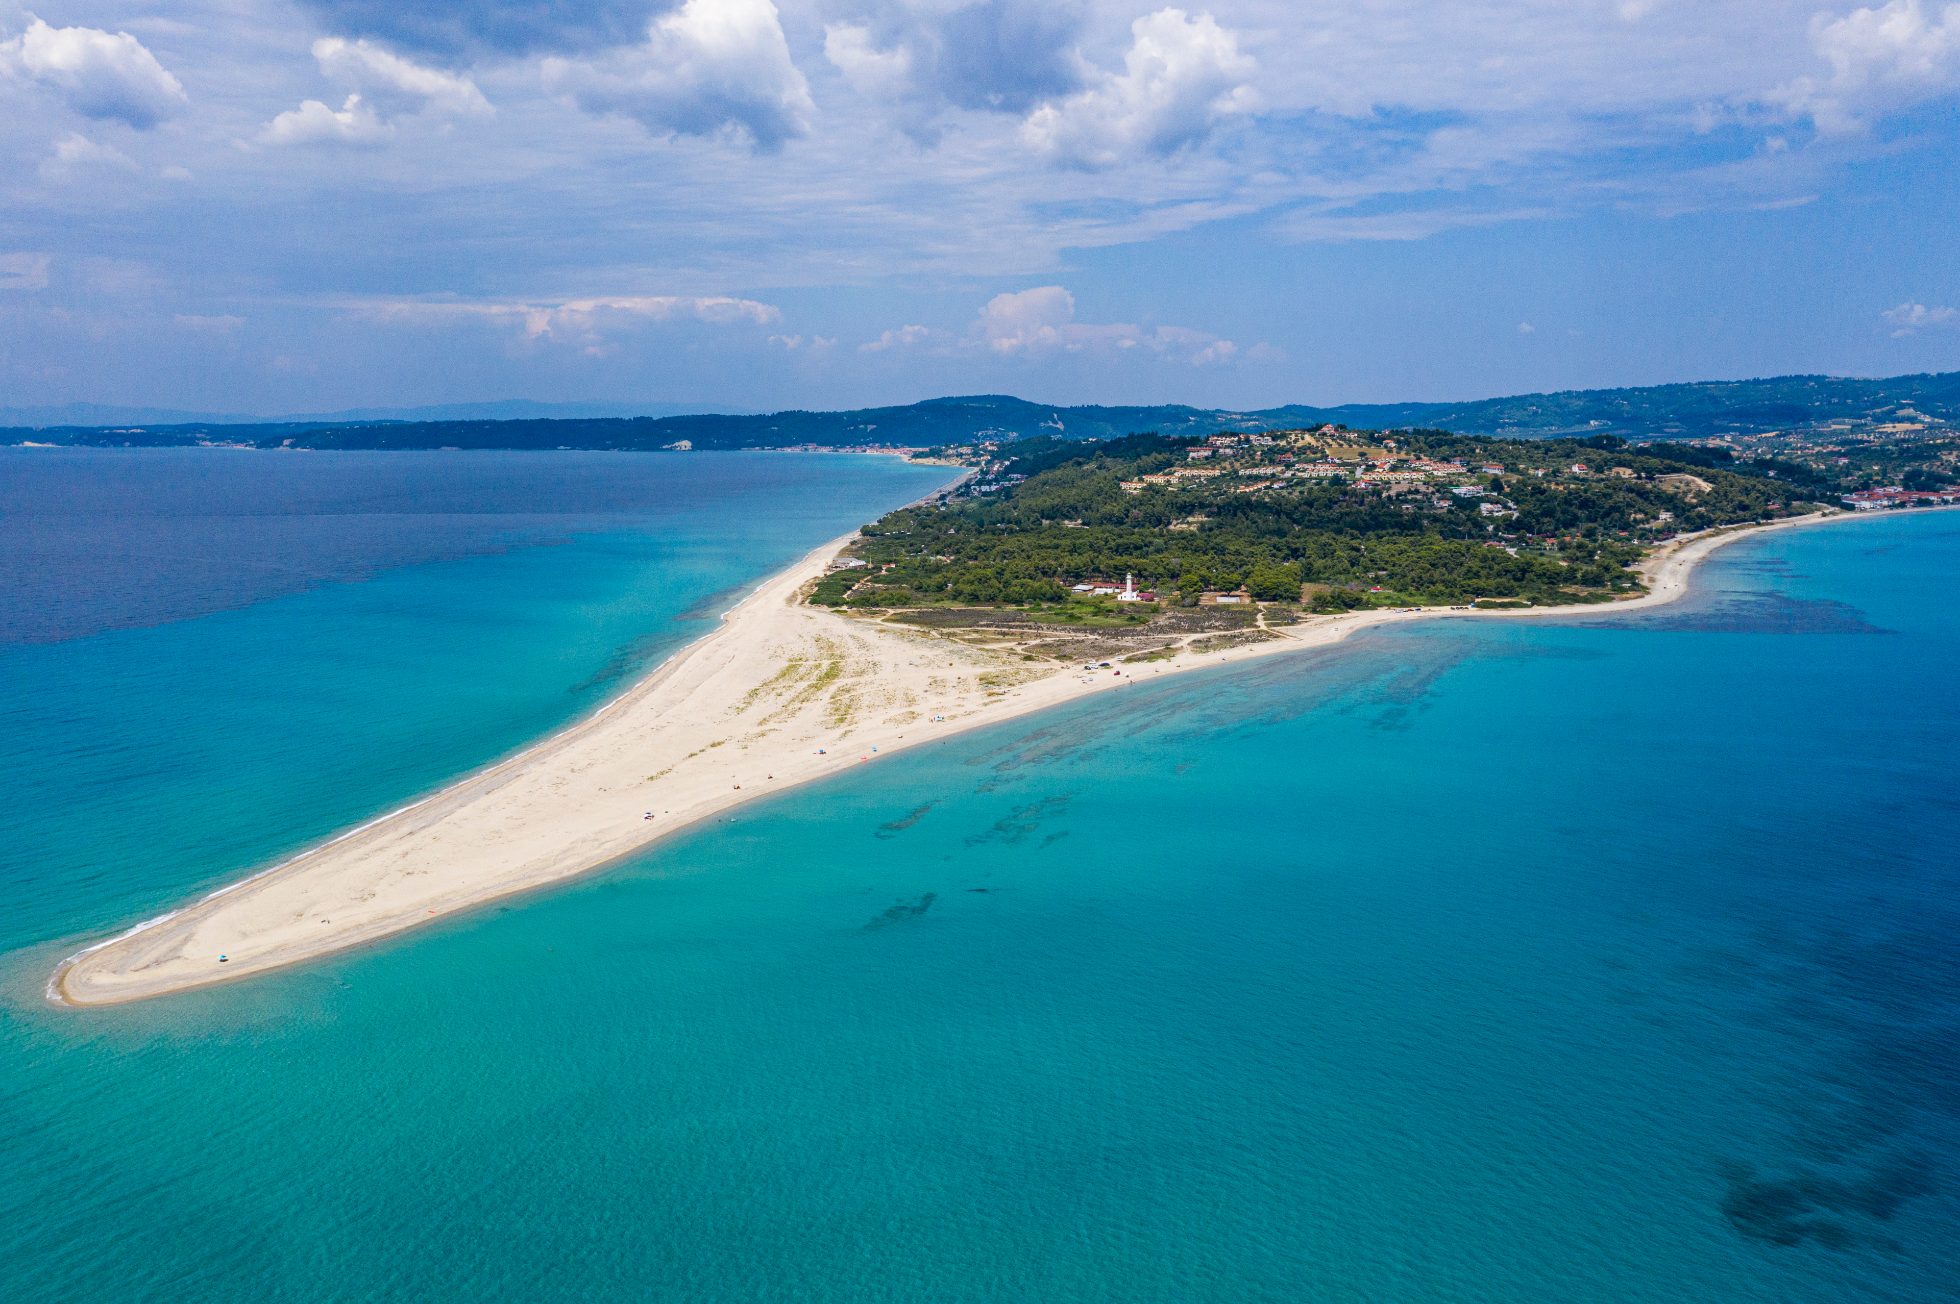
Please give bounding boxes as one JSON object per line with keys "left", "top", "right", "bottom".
{"left": 2, "top": 0, "right": 1959, "bottom": 416}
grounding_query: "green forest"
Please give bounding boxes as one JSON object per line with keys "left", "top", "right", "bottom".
{"left": 821, "top": 430, "right": 1824, "bottom": 613}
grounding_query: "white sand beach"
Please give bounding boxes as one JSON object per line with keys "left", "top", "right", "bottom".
{"left": 49, "top": 506, "right": 1897, "bottom": 1006}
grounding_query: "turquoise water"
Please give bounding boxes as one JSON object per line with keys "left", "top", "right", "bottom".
{"left": 0, "top": 449, "right": 952, "bottom": 951}
{"left": 2, "top": 459, "right": 1956, "bottom": 1301}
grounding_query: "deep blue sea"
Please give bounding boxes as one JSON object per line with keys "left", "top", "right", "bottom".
{"left": 1, "top": 449, "right": 1955, "bottom": 1302}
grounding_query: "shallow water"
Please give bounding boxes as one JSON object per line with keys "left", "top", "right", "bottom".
{"left": 1, "top": 457, "right": 1955, "bottom": 1302}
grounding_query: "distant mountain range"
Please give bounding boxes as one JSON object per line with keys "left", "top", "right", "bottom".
{"left": 6, "top": 372, "right": 1957, "bottom": 450}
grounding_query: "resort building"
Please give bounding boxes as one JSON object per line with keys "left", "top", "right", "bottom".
{"left": 1844, "top": 487, "right": 1960, "bottom": 510}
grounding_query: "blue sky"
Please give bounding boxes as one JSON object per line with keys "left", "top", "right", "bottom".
{"left": 2, "top": 0, "right": 1958, "bottom": 415}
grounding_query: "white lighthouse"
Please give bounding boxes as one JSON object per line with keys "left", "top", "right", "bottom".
{"left": 1117, "top": 572, "right": 1140, "bottom": 603}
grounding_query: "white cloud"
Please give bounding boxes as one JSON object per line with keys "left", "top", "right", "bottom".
{"left": 1187, "top": 336, "right": 1238, "bottom": 364}
{"left": 311, "top": 37, "right": 491, "bottom": 118}
{"left": 0, "top": 252, "right": 51, "bottom": 290}
{"left": 1883, "top": 300, "right": 1959, "bottom": 334}
{"left": 543, "top": 0, "right": 814, "bottom": 151}
{"left": 769, "top": 332, "right": 836, "bottom": 350}
{"left": 371, "top": 294, "right": 783, "bottom": 353}
{"left": 976, "top": 286, "right": 1118, "bottom": 352}
{"left": 969, "top": 286, "right": 1247, "bottom": 363}
{"left": 822, "top": 1, "right": 1086, "bottom": 142}
{"left": 1773, "top": 0, "right": 1960, "bottom": 133}
{"left": 1517, "top": 320, "right": 1536, "bottom": 334}
{"left": 40, "top": 131, "right": 138, "bottom": 179}
{"left": 0, "top": 16, "right": 187, "bottom": 129}
{"left": 858, "top": 290, "right": 1250, "bottom": 363}
{"left": 860, "top": 323, "right": 943, "bottom": 352}
{"left": 261, "top": 94, "right": 392, "bottom": 147}
{"left": 259, "top": 37, "right": 489, "bottom": 147}
{"left": 1022, "top": 8, "right": 1254, "bottom": 169}
{"left": 824, "top": 24, "right": 914, "bottom": 102}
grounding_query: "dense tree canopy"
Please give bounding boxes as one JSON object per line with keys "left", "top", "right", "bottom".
{"left": 824, "top": 428, "right": 1824, "bottom": 612}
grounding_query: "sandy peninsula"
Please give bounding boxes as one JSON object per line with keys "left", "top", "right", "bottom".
{"left": 48, "top": 505, "right": 1890, "bottom": 1006}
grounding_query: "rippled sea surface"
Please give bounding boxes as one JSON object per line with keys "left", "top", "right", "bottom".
{"left": 2, "top": 453, "right": 1955, "bottom": 1302}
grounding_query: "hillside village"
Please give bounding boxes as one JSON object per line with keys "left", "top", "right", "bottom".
{"left": 1112, "top": 427, "right": 1651, "bottom": 524}
{"left": 805, "top": 425, "right": 1861, "bottom": 628}
{"left": 1673, "top": 414, "right": 1960, "bottom": 511}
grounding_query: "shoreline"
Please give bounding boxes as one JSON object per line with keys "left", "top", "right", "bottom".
{"left": 46, "top": 503, "right": 1941, "bottom": 1007}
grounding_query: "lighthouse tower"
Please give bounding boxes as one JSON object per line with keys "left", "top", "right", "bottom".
{"left": 1118, "top": 572, "right": 1139, "bottom": 603}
